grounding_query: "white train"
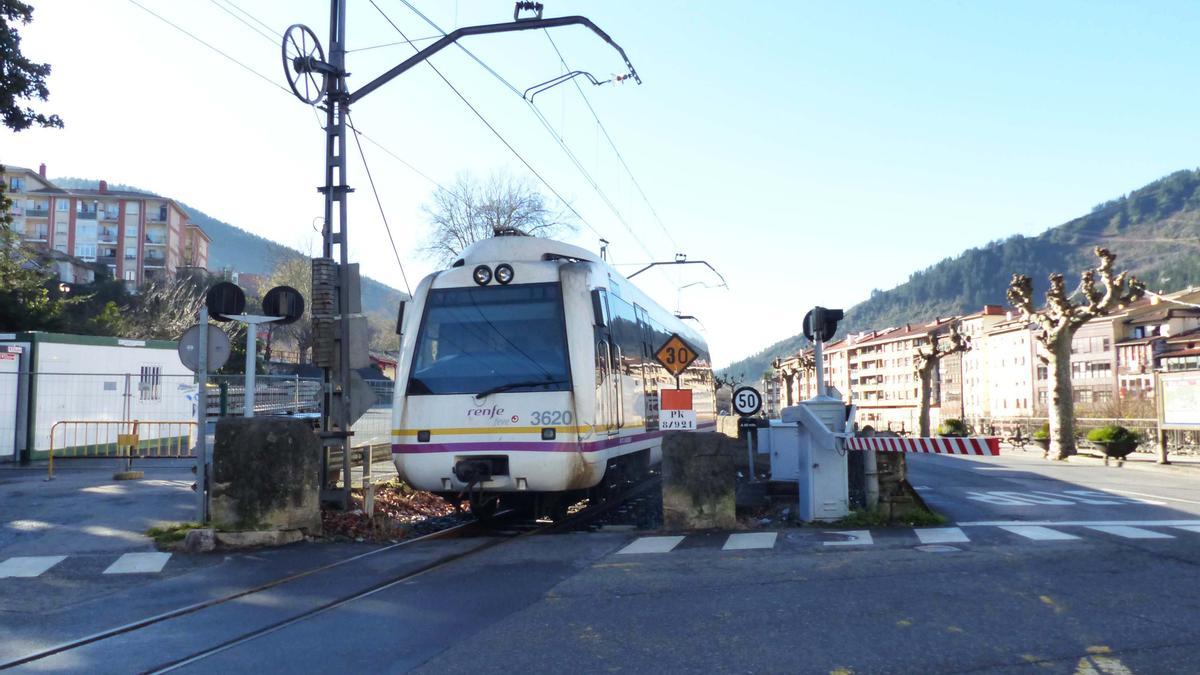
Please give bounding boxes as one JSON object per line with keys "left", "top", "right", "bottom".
{"left": 391, "top": 236, "right": 716, "bottom": 518}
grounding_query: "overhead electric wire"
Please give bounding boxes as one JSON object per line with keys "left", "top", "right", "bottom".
{"left": 217, "top": 0, "right": 281, "bottom": 38}
{"left": 543, "top": 31, "right": 680, "bottom": 252}
{"left": 347, "top": 112, "right": 414, "bottom": 296}
{"left": 209, "top": 0, "right": 277, "bottom": 44}
{"left": 126, "top": 0, "right": 291, "bottom": 96}
{"left": 347, "top": 35, "right": 443, "bottom": 53}
{"left": 391, "top": 0, "right": 657, "bottom": 261}
{"left": 367, "top": 0, "right": 607, "bottom": 242}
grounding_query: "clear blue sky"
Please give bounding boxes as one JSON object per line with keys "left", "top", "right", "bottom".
{"left": 6, "top": 1, "right": 1200, "bottom": 366}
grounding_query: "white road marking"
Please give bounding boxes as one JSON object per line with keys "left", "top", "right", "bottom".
{"left": 915, "top": 527, "right": 969, "bottom": 544}
{"left": 973, "top": 467, "right": 1020, "bottom": 471}
{"left": 998, "top": 525, "right": 1080, "bottom": 541}
{"left": 911, "top": 485, "right": 932, "bottom": 490}
{"left": 722, "top": 532, "right": 777, "bottom": 551}
{"left": 103, "top": 552, "right": 172, "bottom": 574}
{"left": 1173, "top": 525, "right": 1200, "bottom": 534}
{"left": 1085, "top": 525, "right": 1174, "bottom": 540}
{"left": 958, "top": 519, "right": 1200, "bottom": 527}
{"left": 616, "top": 536, "right": 685, "bottom": 554}
{"left": 0, "top": 555, "right": 67, "bottom": 578}
{"left": 824, "top": 530, "right": 873, "bottom": 546}
{"left": 1106, "top": 488, "right": 1199, "bottom": 506}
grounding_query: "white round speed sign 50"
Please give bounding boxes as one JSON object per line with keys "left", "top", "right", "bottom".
{"left": 732, "top": 386, "right": 762, "bottom": 417}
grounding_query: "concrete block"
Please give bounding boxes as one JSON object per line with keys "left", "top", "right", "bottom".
{"left": 183, "top": 528, "right": 216, "bottom": 553}
{"left": 214, "top": 529, "right": 304, "bottom": 549}
{"left": 210, "top": 417, "right": 321, "bottom": 534}
{"left": 661, "top": 431, "right": 738, "bottom": 531}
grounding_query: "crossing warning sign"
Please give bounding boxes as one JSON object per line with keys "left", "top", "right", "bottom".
{"left": 655, "top": 334, "right": 698, "bottom": 378}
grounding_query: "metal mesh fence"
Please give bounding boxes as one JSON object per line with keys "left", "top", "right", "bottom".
{"left": 965, "top": 416, "right": 1199, "bottom": 455}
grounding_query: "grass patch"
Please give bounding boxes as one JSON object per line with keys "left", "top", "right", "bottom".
{"left": 832, "top": 507, "right": 948, "bottom": 528}
{"left": 894, "top": 509, "right": 949, "bottom": 527}
{"left": 832, "top": 509, "right": 891, "bottom": 528}
{"left": 146, "top": 522, "right": 203, "bottom": 545}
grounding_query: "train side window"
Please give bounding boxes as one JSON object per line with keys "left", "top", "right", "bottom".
{"left": 591, "top": 289, "right": 609, "bottom": 328}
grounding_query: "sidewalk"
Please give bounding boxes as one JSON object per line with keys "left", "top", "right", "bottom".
{"left": 0, "top": 461, "right": 197, "bottom": 558}
{"left": 1065, "top": 452, "right": 1200, "bottom": 475}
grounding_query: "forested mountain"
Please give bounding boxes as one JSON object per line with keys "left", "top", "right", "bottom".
{"left": 51, "top": 178, "right": 408, "bottom": 316}
{"left": 720, "top": 169, "right": 1200, "bottom": 381}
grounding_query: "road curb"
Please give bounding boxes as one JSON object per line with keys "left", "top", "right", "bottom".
{"left": 1064, "top": 453, "right": 1200, "bottom": 476}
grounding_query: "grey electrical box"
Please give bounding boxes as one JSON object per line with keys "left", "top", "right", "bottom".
{"left": 780, "top": 396, "right": 852, "bottom": 522}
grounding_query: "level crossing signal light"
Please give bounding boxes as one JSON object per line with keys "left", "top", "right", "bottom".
{"left": 803, "top": 306, "right": 844, "bottom": 343}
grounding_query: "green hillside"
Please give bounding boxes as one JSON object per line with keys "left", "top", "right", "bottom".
{"left": 51, "top": 178, "right": 408, "bottom": 317}
{"left": 720, "top": 169, "right": 1200, "bottom": 381}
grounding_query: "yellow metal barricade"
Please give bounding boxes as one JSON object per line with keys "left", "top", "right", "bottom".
{"left": 48, "top": 420, "right": 197, "bottom": 480}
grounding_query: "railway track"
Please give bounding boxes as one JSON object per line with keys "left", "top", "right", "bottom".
{"left": 1, "top": 474, "right": 661, "bottom": 673}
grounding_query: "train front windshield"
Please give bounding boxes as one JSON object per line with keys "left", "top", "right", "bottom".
{"left": 407, "top": 283, "right": 572, "bottom": 396}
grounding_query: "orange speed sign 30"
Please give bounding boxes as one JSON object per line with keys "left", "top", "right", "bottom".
{"left": 655, "top": 334, "right": 698, "bottom": 377}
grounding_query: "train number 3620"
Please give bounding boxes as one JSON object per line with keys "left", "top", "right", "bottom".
{"left": 531, "top": 410, "right": 573, "bottom": 425}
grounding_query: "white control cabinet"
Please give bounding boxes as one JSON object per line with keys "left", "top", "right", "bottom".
{"left": 780, "top": 395, "right": 851, "bottom": 522}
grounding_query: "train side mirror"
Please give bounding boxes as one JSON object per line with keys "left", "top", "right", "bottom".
{"left": 395, "top": 301, "right": 406, "bottom": 336}
{"left": 591, "top": 289, "right": 609, "bottom": 328}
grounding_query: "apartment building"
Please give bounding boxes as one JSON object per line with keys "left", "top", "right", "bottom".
{"left": 3, "top": 164, "right": 210, "bottom": 287}
{"left": 984, "top": 317, "right": 1039, "bottom": 418}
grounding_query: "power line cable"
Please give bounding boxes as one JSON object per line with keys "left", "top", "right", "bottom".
{"left": 543, "top": 30, "right": 679, "bottom": 252}
{"left": 209, "top": 0, "right": 277, "bottom": 44}
{"left": 126, "top": 0, "right": 291, "bottom": 96}
{"left": 367, "top": 0, "right": 606, "bottom": 242}
{"left": 347, "top": 112, "right": 414, "bottom": 296}
{"left": 347, "top": 35, "right": 443, "bottom": 53}
{"left": 391, "top": 0, "right": 655, "bottom": 260}
{"left": 218, "top": 0, "right": 281, "bottom": 37}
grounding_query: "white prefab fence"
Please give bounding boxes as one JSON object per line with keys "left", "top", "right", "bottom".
{"left": 0, "top": 371, "right": 396, "bottom": 462}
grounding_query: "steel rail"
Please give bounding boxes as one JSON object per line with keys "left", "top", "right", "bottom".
{"left": 3, "top": 473, "right": 659, "bottom": 671}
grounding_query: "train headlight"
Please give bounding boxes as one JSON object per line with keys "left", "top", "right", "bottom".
{"left": 495, "top": 263, "right": 514, "bottom": 285}
{"left": 472, "top": 265, "right": 493, "bottom": 285}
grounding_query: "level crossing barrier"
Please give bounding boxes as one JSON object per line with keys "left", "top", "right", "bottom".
{"left": 48, "top": 419, "right": 197, "bottom": 479}
{"left": 843, "top": 435, "right": 1001, "bottom": 456}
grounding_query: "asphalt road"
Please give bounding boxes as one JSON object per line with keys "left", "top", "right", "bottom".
{"left": 3, "top": 451, "right": 1198, "bottom": 673}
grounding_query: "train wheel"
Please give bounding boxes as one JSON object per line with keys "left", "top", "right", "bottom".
{"left": 469, "top": 494, "right": 500, "bottom": 522}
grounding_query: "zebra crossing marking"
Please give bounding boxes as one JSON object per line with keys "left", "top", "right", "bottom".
{"left": 616, "top": 536, "right": 685, "bottom": 554}
{"left": 722, "top": 532, "right": 777, "bottom": 550}
{"left": 915, "top": 527, "right": 969, "bottom": 544}
{"left": 998, "top": 525, "right": 1080, "bottom": 541}
{"left": 0, "top": 556, "right": 67, "bottom": 578}
{"left": 103, "top": 552, "right": 172, "bottom": 574}
{"left": 1085, "top": 525, "right": 1174, "bottom": 540}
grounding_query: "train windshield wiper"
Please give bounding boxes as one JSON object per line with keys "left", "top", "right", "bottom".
{"left": 475, "top": 379, "right": 567, "bottom": 399}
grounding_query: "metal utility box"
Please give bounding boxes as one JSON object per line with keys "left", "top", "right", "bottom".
{"left": 780, "top": 396, "right": 851, "bottom": 522}
{"left": 763, "top": 421, "right": 801, "bottom": 482}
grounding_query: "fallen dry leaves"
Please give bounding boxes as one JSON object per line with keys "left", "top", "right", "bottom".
{"left": 320, "top": 480, "right": 468, "bottom": 542}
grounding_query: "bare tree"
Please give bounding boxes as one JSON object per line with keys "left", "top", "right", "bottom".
{"left": 914, "top": 322, "right": 971, "bottom": 437}
{"left": 419, "top": 171, "right": 574, "bottom": 266}
{"left": 119, "top": 275, "right": 206, "bottom": 340}
{"left": 265, "top": 254, "right": 314, "bottom": 364}
{"left": 771, "top": 358, "right": 797, "bottom": 407}
{"left": 1007, "top": 247, "right": 1145, "bottom": 459}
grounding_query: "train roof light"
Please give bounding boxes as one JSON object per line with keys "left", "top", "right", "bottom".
{"left": 473, "top": 265, "right": 493, "bottom": 285}
{"left": 495, "top": 263, "right": 514, "bottom": 285}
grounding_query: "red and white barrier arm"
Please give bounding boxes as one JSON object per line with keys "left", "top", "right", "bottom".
{"left": 842, "top": 436, "right": 1000, "bottom": 456}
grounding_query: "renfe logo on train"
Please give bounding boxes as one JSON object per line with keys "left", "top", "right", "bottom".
{"left": 659, "top": 389, "right": 696, "bottom": 430}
